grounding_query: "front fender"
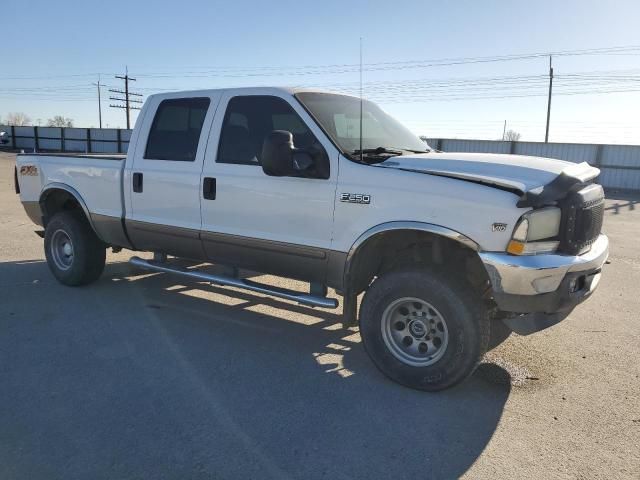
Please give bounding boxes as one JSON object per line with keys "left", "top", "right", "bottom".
{"left": 343, "top": 221, "right": 480, "bottom": 288}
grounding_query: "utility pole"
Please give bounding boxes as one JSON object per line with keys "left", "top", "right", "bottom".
{"left": 92, "top": 76, "right": 103, "bottom": 128}
{"left": 109, "top": 67, "right": 142, "bottom": 129}
{"left": 545, "top": 55, "right": 553, "bottom": 143}
{"left": 502, "top": 120, "right": 507, "bottom": 140}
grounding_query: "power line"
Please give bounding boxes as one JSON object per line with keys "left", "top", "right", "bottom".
{"left": 3, "top": 44, "right": 640, "bottom": 81}
{"left": 131, "top": 45, "right": 640, "bottom": 78}
{"left": 2, "top": 75, "right": 640, "bottom": 103}
{"left": 2, "top": 68, "right": 640, "bottom": 98}
{"left": 366, "top": 86, "right": 640, "bottom": 103}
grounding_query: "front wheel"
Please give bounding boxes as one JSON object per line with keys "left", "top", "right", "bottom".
{"left": 44, "top": 211, "right": 106, "bottom": 286}
{"left": 359, "top": 269, "right": 490, "bottom": 391}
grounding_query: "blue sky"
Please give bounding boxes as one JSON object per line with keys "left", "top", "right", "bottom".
{"left": 2, "top": 0, "right": 640, "bottom": 144}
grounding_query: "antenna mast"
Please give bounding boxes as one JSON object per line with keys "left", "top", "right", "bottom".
{"left": 359, "top": 37, "right": 363, "bottom": 163}
{"left": 545, "top": 55, "right": 553, "bottom": 143}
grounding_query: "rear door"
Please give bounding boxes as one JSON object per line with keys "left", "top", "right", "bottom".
{"left": 200, "top": 91, "right": 339, "bottom": 282}
{"left": 126, "top": 92, "right": 220, "bottom": 258}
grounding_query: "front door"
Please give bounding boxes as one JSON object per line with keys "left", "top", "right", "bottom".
{"left": 200, "top": 91, "right": 338, "bottom": 282}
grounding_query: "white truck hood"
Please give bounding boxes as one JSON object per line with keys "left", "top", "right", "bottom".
{"left": 376, "top": 152, "right": 599, "bottom": 195}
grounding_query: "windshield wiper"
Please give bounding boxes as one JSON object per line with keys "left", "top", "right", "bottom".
{"left": 352, "top": 147, "right": 404, "bottom": 156}
{"left": 398, "top": 147, "right": 430, "bottom": 153}
{"left": 351, "top": 147, "right": 404, "bottom": 164}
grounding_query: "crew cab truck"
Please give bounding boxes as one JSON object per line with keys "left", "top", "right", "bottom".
{"left": 15, "top": 87, "right": 609, "bottom": 391}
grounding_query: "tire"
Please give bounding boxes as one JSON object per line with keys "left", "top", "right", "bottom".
{"left": 44, "top": 210, "right": 106, "bottom": 286}
{"left": 359, "top": 268, "right": 490, "bottom": 392}
{"left": 488, "top": 320, "right": 512, "bottom": 350}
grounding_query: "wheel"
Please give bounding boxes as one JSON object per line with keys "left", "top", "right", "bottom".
{"left": 359, "top": 268, "right": 490, "bottom": 391}
{"left": 488, "top": 319, "right": 512, "bottom": 350}
{"left": 44, "top": 211, "right": 106, "bottom": 286}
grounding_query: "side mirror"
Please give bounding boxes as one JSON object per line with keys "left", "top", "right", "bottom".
{"left": 261, "top": 130, "right": 315, "bottom": 177}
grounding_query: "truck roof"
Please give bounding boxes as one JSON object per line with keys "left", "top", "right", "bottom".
{"left": 146, "top": 86, "right": 357, "bottom": 100}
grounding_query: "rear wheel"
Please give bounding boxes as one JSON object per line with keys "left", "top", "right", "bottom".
{"left": 359, "top": 268, "right": 490, "bottom": 391}
{"left": 44, "top": 211, "right": 106, "bottom": 286}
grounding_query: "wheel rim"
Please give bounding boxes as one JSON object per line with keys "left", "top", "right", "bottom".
{"left": 51, "top": 229, "right": 74, "bottom": 271}
{"left": 381, "top": 297, "right": 449, "bottom": 367}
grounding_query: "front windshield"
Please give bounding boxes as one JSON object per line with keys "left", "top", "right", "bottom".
{"left": 295, "top": 92, "right": 428, "bottom": 156}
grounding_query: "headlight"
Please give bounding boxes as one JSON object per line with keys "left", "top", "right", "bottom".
{"left": 507, "top": 207, "right": 561, "bottom": 255}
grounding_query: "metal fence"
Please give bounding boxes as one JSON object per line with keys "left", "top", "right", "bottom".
{"left": 1, "top": 126, "right": 639, "bottom": 191}
{"left": 428, "top": 138, "right": 640, "bottom": 192}
{"left": 0, "top": 125, "right": 131, "bottom": 154}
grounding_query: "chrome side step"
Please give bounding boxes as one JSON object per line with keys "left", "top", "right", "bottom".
{"left": 129, "top": 256, "right": 339, "bottom": 309}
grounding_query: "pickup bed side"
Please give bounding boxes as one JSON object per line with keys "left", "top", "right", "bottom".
{"left": 17, "top": 153, "right": 131, "bottom": 247}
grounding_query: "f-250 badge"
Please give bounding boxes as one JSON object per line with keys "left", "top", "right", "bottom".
{"left": 340, "top": 193, "right": 371, "bottom": 204}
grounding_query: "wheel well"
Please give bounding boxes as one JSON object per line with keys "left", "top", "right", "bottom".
{"left": 40, "top": 189, "right": 87, "bottom": 227}
{"left": 346, "top": 230, "right": 490, "bottom": 297}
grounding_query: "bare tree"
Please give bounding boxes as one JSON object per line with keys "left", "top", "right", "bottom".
{"left": 5, "top": 112, "right": 31, "bottom": 126}
{"left": 46, "top": 116, "right": 74, "bottom": 128}
{"left": 503, "top": 129, "right": 521, "bottom": 141}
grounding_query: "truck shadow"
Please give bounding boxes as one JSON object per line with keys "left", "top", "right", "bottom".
{"left": 1, "top": 259, "right": 511, "bottom": 479}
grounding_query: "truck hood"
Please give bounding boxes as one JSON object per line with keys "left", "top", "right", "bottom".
{"left": 376, "top": 152, "right": 599, "bottom": 196}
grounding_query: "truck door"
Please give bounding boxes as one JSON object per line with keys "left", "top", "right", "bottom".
{"left": 127, "top": 93, "right": 220, "bottom": 258}
{"left": 200, "top": 92, "right": 339, "bottom": 282}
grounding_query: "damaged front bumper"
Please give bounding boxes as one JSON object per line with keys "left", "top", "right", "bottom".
{"left": 480, "top": 234, "right": 609, "bottom": 334}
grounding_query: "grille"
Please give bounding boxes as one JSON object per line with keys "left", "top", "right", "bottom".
{"left": 559, "top": 184, "right": 605, "bottom": 255}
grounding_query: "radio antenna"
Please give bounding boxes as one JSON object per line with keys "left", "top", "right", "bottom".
{"left": 359, "top": 37, "right": 363, "bottom": 163}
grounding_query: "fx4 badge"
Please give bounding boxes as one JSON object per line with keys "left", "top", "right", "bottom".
{"left": 340, "top": 193, "right": 371, "bottom": 204}
{"left": 492, "top": 223, "right": 508, "bottom": 232}
{"left": 19, "top": 165, "right": 38, "bottom": 176}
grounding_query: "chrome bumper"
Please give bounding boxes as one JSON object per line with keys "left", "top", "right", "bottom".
{"left": 479, "top": 235, "right": 609, "bottom": 313}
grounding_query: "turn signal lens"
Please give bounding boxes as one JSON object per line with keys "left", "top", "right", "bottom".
{"left": 508, "top": 240, "right": 560, "bottom": 255}
{"left": 507, "top": 240, "right": 526, "bottom": 255}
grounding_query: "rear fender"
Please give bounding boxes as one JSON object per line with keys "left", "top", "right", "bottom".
{"left": 39, "top": 183, "right": 98, "bottom": 234}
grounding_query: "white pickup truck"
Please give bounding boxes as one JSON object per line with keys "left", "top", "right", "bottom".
{"left": 15, "top": 87, "right": 608, "bottom": 391}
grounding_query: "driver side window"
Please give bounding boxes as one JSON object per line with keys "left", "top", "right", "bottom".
{"left": 217, "top": 95, "right": 319, "bottom": 166}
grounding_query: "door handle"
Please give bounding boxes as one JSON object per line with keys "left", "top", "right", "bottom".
{"left": 203, "top": 177, "right": 216, "bottom": 200}
{"left": 133, "top": 172, "right": 143, "bottom": 193}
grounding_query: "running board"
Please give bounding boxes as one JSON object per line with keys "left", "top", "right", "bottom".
{"left": 129, "top": 256, "right": 339, "bottom": 309}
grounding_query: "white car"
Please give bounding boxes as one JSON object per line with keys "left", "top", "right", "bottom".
{"left": 0, "top": 130, "right": 9, "bottom": 145}
{"left": 14, "top": 87, "right": 608, "bottom": 391}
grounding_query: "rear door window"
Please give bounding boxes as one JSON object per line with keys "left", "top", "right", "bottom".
{"left": 145, "top": 97, "right": 211, "bottom": 161}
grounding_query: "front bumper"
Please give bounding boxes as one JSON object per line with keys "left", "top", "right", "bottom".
{"left": 480, "top": 234, "right": 609, "bottom": 314}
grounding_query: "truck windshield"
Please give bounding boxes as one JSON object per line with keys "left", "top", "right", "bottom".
{"left": 295, "top": 92, "right": 429, "bottom": 158}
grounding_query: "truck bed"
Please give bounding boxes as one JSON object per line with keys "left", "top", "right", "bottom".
{"left": 16, "top": 153, "right": 126, "bottom": 226}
